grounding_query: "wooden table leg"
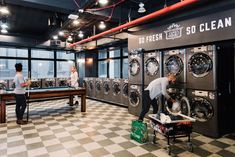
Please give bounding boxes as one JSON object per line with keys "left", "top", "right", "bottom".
{"left": 81, "top": 94, "right": 86, "bottom": 113}
{"left": 0, "top": 101, "right": 6, "bottom": 123}
{"left": 69, "top": 95, "right": 73, "bottom": 106}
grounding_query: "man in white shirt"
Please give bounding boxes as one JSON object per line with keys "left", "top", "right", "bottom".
{"left": 138, "top": 74, "right": 176, "bottom": 121}
{"left": 69, "top": 66, "right": 79, "bottom": 106}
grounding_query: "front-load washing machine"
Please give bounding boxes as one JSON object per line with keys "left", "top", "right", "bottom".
{"left": 129, "top": 49, "right": 144, "bottom": 85}
{"left": 87, "top": 77, "right": 95, "bottom": 98}
{"left": 42, "top": 78, "right": 55, "bottom": 88}
{"left": 128, "top": 84, "right": 142, "bottom": 116}
{"left": 94, "top": 78, "right": 104, "bottom": 100}
{"left": 0, "top": 80, "right": 7, "bottom": 90}
{"left": 187, "top": 89, "right": 233, "bottom": 137}
{"left": 163, "top": 49, "right": 186, "bottom": 88}
{"left": 112, "top": 78, "right": 122, "bottom": 104}
{"left": 103, "top": 78, "right": 112, "bottom": 102}
{"left": 29, "top": 78, "right": 41, "bottom": 89}
{"left": 144, "top": 51, "right": 161, "bottom": 86}
{"left": 7, "top": 79, "right": 15, "bottom": 91}
{"left": 121, "top": 79, "right": 129, "bottom": 107}
{"left": 56, "top": 78, "right": 68, "bottom": 87}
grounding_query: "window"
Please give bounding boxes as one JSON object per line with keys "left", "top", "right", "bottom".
{"left": 0, "top": 47, "right": 28, "bottom": 57}
{"left": 123, "top": 47, "right": 128, "bottom": 56}
{"left": 0, "top": 59, "right": 28, "bottom": 80}
{"left": 57, "top": 61, "right": 75, "bottom": 78}
{"left": 98, "top": 49, "right": 107, "bottom": 59}
{"left": 57, "top": 51, "right": 75, "bottom": 60}
{"left": 109, "top": 59, "right": 120, "bottom": 78}
{"left": 109, "top": 49, "right": 120, "bottom": 58}
{"left": 98, "top": 60, "right": 107, "bottom": 77}
{"left": 31, "top": 60, "right": 54, "bottom": 78}
{"left": 31, "top": 49, "right": 54, "bottom": 59}
{"left": 122, "top": 58, "right": 128, "bottom": 79}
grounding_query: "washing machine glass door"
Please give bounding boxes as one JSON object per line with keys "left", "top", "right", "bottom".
{"left": 96, "top": 81, "right": 101, "bottom": 92}
{"left": 103, "top": 82, "right": 110, "bottom": 95}
{"left": 129, "top": 59, "right": 140, "bottom": 76}
{"left": 47, "top": 81, "right": 54, "bottom": 87}
{"left": 113, "top": 82, "right": 121, "bottom": 95}
{"left": 129, "top": 90, "right": 140, "bottom": 107}
{"left": 122, "top": 83, "right": 128, "bottom": 97}
{"left": 145, "top": 58, "right": 159, "bottom": 76}
{"left": 188, "top": 53, "right": 213, "bottom": 78}
{"left": 192, "top": 97, "right": 214, "bottom": 122}
{"left": 0, "top": 83, "right": 7, "bottom": 90}
{"left": 88, "top": 81, "right": 93, "bottom": 91}
{"left": 165, "top": 55, "right": 183, "bottom": 76}
{"left": 180, "top": 96, "right": 191, "bottom": 116}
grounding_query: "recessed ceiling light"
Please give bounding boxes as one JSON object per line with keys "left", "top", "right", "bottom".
{"left": 78, "top": 31, "right": 84, "bottom": 38}
{"left": 58, "top": 31, "right": 64, "bottom": 36}
{"left": 72, "top": 20, "right": 79, "bottom": 26}
{"left": 53, "top": 35, "right": 58, "bottom": 40}
{"left": 0, "top": 6, "right": 9, "bottom": 15}
{"left": 68, "top": 14, "right": 78, "bottom": 20}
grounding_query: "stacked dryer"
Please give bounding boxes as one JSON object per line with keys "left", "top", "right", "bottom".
{"left": 128, "top": 48, "right": 143, "bottom": 116}
{"left": 186, "top": 43, "right": 234, "bottom": 137}
{"left": 163, "top": 49, "right": 190, "bottom": 116}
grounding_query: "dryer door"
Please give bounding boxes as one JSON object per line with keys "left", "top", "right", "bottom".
{"left": 165, "top": 55, "right": 183, "bottom": 76}
{"left": 188, "top": 53, "right": 213, "bottom": 78}
{"left": 103, "top": 82, "right": 110, "bottom": 95}
{"left": 122, "top": 83, "right": 128, "bottom": 97}
{"left": 191, "top": 97, "right": 214, "bottom": 122}
{"left": 88, "top": 81, "right": 93, "bottom": 91}
{"left": 129, "top": 90, "right": 140, "bottom": 107}
{"left": 129, "top": 59, "right": 140, "bottom": 76}
{"left": 180, "top": 96, "right": 191, "bottom": 116}
{"left": 145, "top": 58, "right": 159, "bottom": 76}
{"left": 112, "top": 82, "right": 121, "bottom": 96}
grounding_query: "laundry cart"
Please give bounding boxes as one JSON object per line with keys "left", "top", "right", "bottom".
{"left": 148, "top": 113, "right": 196, "bottom": 155}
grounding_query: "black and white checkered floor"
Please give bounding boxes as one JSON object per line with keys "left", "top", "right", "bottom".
{"left": 0, "top": 99, "right": 235, "bottom": 157}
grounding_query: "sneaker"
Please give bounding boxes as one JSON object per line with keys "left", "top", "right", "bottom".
{"left": 16, "top": 120, "right": 27, "bottom": 125}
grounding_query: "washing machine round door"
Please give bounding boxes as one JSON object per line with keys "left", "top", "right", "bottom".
{"left": 188, "top": 53, "right": 213, "bottom": 78}
{"left": 113, "top": 82, "right": 121, "bottom": 96}
{"left": 103, "top": 82, "right": 110, "bottom": 95}
{"left": 129, "top": 59, "right": 140, "bottom": 76}
{"left": 165, "top": 55, "right": 183, "bottom": 76}
{"left": 122, "top": 83, "right": 128, "bottom": 97}
{"left": 192, "top": 97, "right": 214, "bottom": 122}
{"left": 145, "top": 58, "right": 159, "bottom": 76}
{"left": 129, "top": 90, "right": 140, "bottom": 107}
{"left": 88, "top": 81, "right": 93, "bottom": 91}
{"left": 180, "top": 96, "right": 191, "bottom": 116}
{"left": 95, "top": 81, "right": 101, "bottom": 92}
{"left": 0, "top": 83, "right": 7, "bottom": 90}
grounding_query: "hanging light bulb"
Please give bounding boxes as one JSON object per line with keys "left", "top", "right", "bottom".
{"left": 58, "top": 31, "right": 64, "bottom": 36}
{"left": 52, "top": 35, "right": 58, "bottom": 40}
{"left": 78, "top": 31, "right": 84, "bottom": 38}
{"left": 72, "top": 20, "right": 79, "bottom": 26}
{"left": 138, "top": 2, "right": 146, "bottom": 13}
{"left": 98, "top": 0, "right": 108, "bottom": 5}
{"left": 99, "top": 21, "right": 106, "bottom": 30}
{"left": 0, "top": 6, "right": 9, "bottom": 15}
{"left": 67, "top": 36, "right": 73, "bottom": 42}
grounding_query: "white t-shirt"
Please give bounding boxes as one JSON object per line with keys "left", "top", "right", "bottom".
{"left": 70, "top": 71, "right": 78, "bottom": 87}
{"left": 13, "top": 73, "right": 26, "bottom": 94}
{"left": 145, "top": 77, "right": 170, "bottom": 100}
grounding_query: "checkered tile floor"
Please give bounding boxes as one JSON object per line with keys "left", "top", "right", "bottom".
{"left": 0, "top": 99, "right": 235, "bottom": 157}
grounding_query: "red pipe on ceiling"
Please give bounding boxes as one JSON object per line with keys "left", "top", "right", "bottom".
{"left": 69, "top": 0, "right": 199, "bottom": 47}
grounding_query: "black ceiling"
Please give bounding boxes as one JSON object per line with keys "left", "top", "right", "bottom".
{"left": 1, "top": 0, "right": 199, "bottom": 43}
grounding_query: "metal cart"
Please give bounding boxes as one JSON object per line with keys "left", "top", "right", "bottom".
{"left": 148, "top": 113, "right": 196, "bottom": 155}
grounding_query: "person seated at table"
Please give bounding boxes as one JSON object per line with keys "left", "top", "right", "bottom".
{"left": 138, "top": 74, "right": 176, "bottom": 121}
{"left": 68, "top": 66, "right": 79, "bottom": 106}
{"left": 13, "top": 63, "right": 31, "bottom": 125}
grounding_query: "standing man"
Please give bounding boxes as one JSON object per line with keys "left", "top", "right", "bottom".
{"left": 69, "top": 66, "right": 79, "bottom": 106}
{"left": 138, "top": 74, "right": 176, "bottom": 121}
{"left": 13, "top": 63, "right": 31, "bottom": 125}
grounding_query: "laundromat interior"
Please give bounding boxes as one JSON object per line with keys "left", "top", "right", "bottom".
{"left": 0, "top": 0, "right": 235, "bottom": 157}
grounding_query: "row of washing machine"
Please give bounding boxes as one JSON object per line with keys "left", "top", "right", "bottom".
{"left": 0, "top": 78, "right": 69, "bottom": 90}
{"left": 83, "top": 77, "right": 129, "bottom": 107}
{"left": 128, "top": 42, "right": 235, "bottom": 137}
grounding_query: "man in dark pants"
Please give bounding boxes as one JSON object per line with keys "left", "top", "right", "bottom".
{"left": 13, "top": 63, "right": 31, "bottom": 125}
{"left": 138, "top": 74, "right": 176, "bottom": 121}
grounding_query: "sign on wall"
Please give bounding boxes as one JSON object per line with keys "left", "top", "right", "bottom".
{"left": 128, "top": 9, "right": 235, "bottom": 51}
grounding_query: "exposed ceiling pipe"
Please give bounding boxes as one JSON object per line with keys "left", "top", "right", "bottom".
{"left": 69, "top": 0, "right": 199, "bottom": 47}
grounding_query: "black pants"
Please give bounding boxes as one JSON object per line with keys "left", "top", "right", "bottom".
{"left": 15, "top": 94, "right": 27, "bottom": 120}
{"left": 139, "top": 90, "right": 158, "bottom": 121}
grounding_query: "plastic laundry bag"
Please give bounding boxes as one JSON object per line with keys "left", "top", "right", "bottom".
{"left": 130, "top": 120, "right": 149, "bottom": 143}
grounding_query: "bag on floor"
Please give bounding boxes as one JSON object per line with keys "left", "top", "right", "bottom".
{"left": 130, "top": 120, "right": 148, "bottom": 143}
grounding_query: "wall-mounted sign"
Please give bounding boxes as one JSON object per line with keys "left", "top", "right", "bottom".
{"left": 128, "top": 9, "right": 235, "bottom": 51}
